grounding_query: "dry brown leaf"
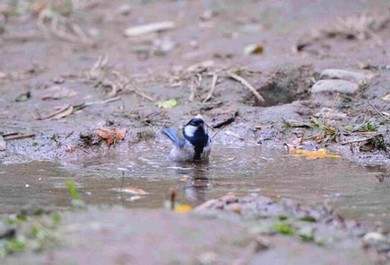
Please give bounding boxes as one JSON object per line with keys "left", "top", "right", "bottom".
{"left": 96, "top": 128, "right": 127, "bottom": 146}
{"left": 111, "top": 186, "right": 148, "bottom": 196}
{"left": 121, "top": 187, "right": 148, "bottom": 195}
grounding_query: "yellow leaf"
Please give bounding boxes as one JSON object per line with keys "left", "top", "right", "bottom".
{"left": 157, "top": 98, "right": 178, "bottom": 109}
{"left": 175, "top": 204, "right": 192, "bottom": 213}
{"left": 244, "top": 44, "right": 264, "bottom": 55}
{"left": 290, "top": 148, "right": 340, "bottom": 160}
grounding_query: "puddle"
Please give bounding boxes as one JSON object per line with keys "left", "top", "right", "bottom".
{"left": 0, "top": 145, "right": 389, "bottom": 227}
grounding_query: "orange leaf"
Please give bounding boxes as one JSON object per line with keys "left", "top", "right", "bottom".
{"left": 114, "top": 128, "right": 127, "bottom": 140}
{"left": 289, "top": 148, "right": 340, "bottom": 160}
{"left": 96, "top": 128, "right": 127, "bottom": 146}
{"left": 96, "top": 128, "right": 111, "bottom": 139}
{"left": 175, "top": 204, "right": 192, "bottom": 213}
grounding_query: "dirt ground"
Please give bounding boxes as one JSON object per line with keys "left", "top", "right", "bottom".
{"left": 1, "top": 0, "right": 390, "bottom": 264}
{"left": 0, "top": 0, "right": 389, "bottom": 166}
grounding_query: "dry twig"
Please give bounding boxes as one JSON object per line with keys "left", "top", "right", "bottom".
{"left": 203, "top": 74, "right": 218, "bottom": 103}
{"left": 228, "top": 72, "right": 265, "bottom": 103}
{"left": 4, "top": 134, "right": 36, "bottom": 140}
{"left": 368, "top": 102, "right": 390, "bottom": 121}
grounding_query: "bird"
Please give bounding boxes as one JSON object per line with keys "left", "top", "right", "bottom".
{"left": 162, "top": 114, "right": 211, "bottom": 162}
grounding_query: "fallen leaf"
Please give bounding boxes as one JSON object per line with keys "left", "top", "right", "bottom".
{"left": 288, "top": 147, "right": 340, "bottom": 160}
{"left": 383, "top": 94, "right": 390, "bottom": 101}
{"left": 124, "top": 21, "right": 175, "bottom": 37}
{"left": 42, "top": 86, "right": 77, "bottom": 100}
{"left": 15, "top": 91, "right": 31, "bottom": 102}
{"left": 157, "top": 98, "right": 178, "bottom": 109}
{"left": 121, "top": 187, "right": 147, "bottom": 195}
{"left": 96, "top": 128, "right": 127, "bottom": 146}
{"left": 180, "top": 175, "right": 189, "bottom": 182}
{"left": 175, "top": 204, "right": 192, "bottom": 213}
{"left": 244, "top": 44, "right": 264, "bottom": 55}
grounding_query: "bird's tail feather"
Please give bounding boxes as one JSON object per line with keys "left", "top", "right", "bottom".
{"left": 162, "top": 128, "right": 185, "bottom": 148}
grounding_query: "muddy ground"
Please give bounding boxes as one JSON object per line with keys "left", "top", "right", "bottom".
{"left": 1, "top": 0, "right": 390, "bottom": 264}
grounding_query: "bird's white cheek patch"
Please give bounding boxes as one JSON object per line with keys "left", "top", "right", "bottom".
{"left": 184, "top": 125, "right": 197, "bottom": 137}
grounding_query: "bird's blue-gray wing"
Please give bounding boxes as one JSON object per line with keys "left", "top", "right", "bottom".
{"left": 162, "top": 128, "right": 186, "bottom": 148}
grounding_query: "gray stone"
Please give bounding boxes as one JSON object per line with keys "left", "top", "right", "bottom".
{"left": 0, "top": 135, "right": 6, "bottom": 151}
{"left": 320, "top": 69, "right": 368, "bottom": 84}
{"left": 311, "top": 80, "right": 359, "bottom": 94}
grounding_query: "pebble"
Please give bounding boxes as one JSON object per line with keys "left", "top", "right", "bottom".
{"left": 117, "top": 4, "right": 132, "bottom": 16}
{"left": 320, "top": 69, "right": 368, "bottom": 84}
{"left": 0, "top": 135, "right": 6, "bottom": 151}
{"left": 311, "top": 79, "right": 359, "bottom": 94}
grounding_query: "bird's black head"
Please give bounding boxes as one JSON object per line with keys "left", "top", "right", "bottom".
{"left": 186, "top": 117, "right": 205, "bottom": 128}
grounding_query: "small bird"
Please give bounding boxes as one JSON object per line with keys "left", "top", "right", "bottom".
{"left": 162, "top": 115, "right": 211, "bottom": 162}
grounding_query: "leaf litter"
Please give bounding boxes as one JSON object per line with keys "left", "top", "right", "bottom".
{"left": 96, "top": 128, "right": 126, "bottom": 147}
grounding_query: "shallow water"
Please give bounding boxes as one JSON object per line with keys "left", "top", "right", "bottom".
{"left": 0, "top": 145, "right": 389, "bottom": 227}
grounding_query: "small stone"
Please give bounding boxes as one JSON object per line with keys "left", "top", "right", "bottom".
{"left": 320, "top": 69, "right": 368, "bottom": 84}
{"left": 0, "top": 221, "right": 15, "bottom": 239}
{"left": 362, "top": 232, "right": 390, "bottom": 252}
{"left": 87, "top": 28, "right": 100, "bottom": 38}
{"left": 118, "top": 4, "right": 131, "bottom": 16}
{"left": 197, "top": 251, "right": 218, "bottom": 265}
{"left": 311, "top": 80, "right": 359, "bottom": 94}
{"left": 0, "top": 135, "right": 6, "bottom": 151}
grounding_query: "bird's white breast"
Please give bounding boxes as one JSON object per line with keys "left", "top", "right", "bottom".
{"left": 183, "top": 124, "right": 198, "bottom": 137}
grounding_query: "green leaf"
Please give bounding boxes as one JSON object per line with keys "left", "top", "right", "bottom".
{"left": 66, "top": 180, "right": 80, "bottom": 200}
{"left": 273, "top": 222, "right": 295, "bottom": 236}
{"left": 15, "top": 91, "right": 31, "bottom": 102}
{"left": 300, "top": 216, "right": 317, "bottom": 223}
{"left": 52, "top": 214, "right": 61, "bottom": 224}
{"left": 157, "top": 99, "right": 178, "bottom": 109}
{"left": 6, "top": 240, "right": 25, "bottom": 252}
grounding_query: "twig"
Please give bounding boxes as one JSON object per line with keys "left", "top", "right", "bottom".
{"left": 70, "top": 22, "right": 91, "bottom": 44}
{"left": 228, "top": 72, "right": 265, "bottom": 103}
{"left": 368, "top": 102, "right": 390, "bottom": 121}
{"left": 84, "top": 96, "right": 121, "bottom": 106}
{"left": 340, "top": 138, "right": 371, "bottom": 145}
{"left": 212, "top": 111, "right": 239, "bottom": 129}
{"left": 340, "top": 133, "right": 380, "bottom": 145}
{"left": 189, "top": 74, "right": 202, "bottom": 102}
{"left": 4, "top": 134, "right": 36, "bottom": 140}
{"left": 0, "top": 132, "right": 18, "bottom": 137}
{"left": 132, "top": 90, "right": 156, "bottom": 102}
{"left": 203, "top": 74, "right": 218, "bottom": 103}
{"left": 211, "top": 127, "right": 224, "bottom": 140}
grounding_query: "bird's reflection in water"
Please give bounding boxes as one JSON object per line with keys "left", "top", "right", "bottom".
{"left": 172, "top": 161, "right": 212, "bottom": 205}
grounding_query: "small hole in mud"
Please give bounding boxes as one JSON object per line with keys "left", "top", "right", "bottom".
{"left": 244, "top": 65, "right": 317, "bottom": 107}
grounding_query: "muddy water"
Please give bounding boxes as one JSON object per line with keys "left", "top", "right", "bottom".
{"left": 0, "top": 145, "right": 389, "bottom": 227}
